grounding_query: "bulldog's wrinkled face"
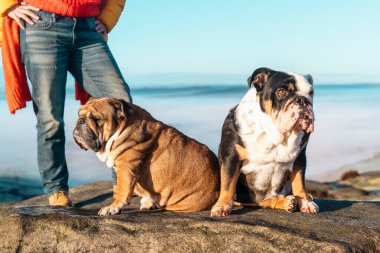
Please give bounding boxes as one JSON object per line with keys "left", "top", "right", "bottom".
{"left": 248, "top": 67, "right": 315, "bottom": 134}
{"left": 73, "top": 98, "right": 130, "bottom": 152}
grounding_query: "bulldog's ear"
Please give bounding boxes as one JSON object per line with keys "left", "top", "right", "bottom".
{"left": 119, "top": 99, "right": 133, "bottom": 116}
{"left": 306, "top": 74, "right": 313, "bottom": 85}
{"left": 247, "top": 67, "right": 273, "bottom": 92}
{"left": 109, "top": 99, "right": 132, "bottom": 120}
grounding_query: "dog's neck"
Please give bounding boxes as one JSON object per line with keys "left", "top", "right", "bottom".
{"left": 96, "top": 130, "right": 121, "bottom": 168}
{"left": 237, "top": 88, "right": 305, "bottom": 174}
{"left": 96, "top": 119, "right": 129, "bottom": 168}
{"left": 236, "top": 88, "right": 285, "bottom": 146}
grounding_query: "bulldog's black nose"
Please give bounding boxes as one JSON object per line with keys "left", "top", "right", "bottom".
{"left": 295, "top": 96, "right": 307, "bottom": 106}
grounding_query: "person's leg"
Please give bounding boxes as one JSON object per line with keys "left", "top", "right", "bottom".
{"left": 68, "top": 18, "right": 131, "bottom": 185}
{"left": 68, "top": 17, "right": 132, "bottom": 102}
{"left": 20, "top": 11, "right": 71, "bottom": 197}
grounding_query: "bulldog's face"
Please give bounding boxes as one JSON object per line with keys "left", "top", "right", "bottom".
{"left": 248, "top": 67, "right": 315, "bottom": 134}
{"left": 73, "top": 98, "right": 130, "bottom": 152}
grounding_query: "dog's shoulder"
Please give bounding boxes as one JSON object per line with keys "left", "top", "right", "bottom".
{"left": 219, "top": 105, "right": 244, "bottom": 156}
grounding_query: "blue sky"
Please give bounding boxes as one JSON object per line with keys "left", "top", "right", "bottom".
{"left": 107, "top": 0, "right": 380, "bottom": 85}
{"left": 0, "top": 1, "right": 379, "bottom": 86}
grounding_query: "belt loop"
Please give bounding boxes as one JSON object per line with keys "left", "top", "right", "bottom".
{"left": 52, "top": 13, "right": 56, "bottom": 23}
{"left": 72, "top": 18, "right": 77, "bottom": 45}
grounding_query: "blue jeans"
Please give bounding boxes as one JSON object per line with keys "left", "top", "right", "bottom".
{"left": 20, "top": 10, "right": 132, "bottom": 194}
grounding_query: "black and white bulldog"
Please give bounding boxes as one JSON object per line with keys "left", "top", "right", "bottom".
{"left": 211, "top": 67, "right": 319, "bottom": 217}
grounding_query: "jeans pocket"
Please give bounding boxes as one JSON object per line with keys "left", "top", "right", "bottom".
{"left": 26, "top": 11, "right": 53, "bottom": 30}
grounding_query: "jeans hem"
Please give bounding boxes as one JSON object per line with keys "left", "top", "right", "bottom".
{"left": 47, "top": 186, "right": 70, "bottom": 195}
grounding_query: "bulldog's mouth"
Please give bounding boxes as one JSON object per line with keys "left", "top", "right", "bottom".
{"left": 277, "top": 102, "right": 314, "bottom": 134}
{"left": 73, "top": 135, "right": 89, "bottom": 151}
{"left": 73, "top": 126, "right": 102, "bottom": 152}
{"left": 294, "top": 105, "right": 314, "bottom": 134}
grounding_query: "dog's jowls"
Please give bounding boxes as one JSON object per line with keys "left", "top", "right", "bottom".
{"left": 73, "top": 98, "right": 220, "bottom": 216}
{"left": 211, "top": 67, "right": 319, "bottom": 217}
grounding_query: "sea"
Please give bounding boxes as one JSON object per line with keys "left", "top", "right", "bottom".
{"left": 0, "top": 82, "right": 380, "bottom": 188}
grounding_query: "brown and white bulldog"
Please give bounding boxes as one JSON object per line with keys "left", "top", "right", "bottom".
{"left": 211, "top": 67, "right": 319, "bottom": 217}
{"left": 73, "top": 98, "right": 220, "bottom": 216}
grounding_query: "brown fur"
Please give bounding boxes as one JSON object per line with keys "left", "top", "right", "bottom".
{"left": 288, "top": 82, "right": 295, "bottom": 92}
{"left": 291, "top": 169, "right": 308, "bottom": 200}
{"left": 234, "top": 195, "right": 297, "bottom": 212}
{"left": 75, "top": 98, "right": 220, "bottom": 214}
{"left": 263, "top": 99, "right": 273, "bottom": 114}
{"left": 210, "top": 163, "right": 241, "bottom": 216}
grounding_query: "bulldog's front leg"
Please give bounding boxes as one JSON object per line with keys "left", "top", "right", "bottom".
{"left": 211, "top": 163, "right": 241, "bottom": 217}
{"left": 292, "top": 170, "right": 319, "bottom": 213}
{"left": 291, "top": 152, "right": 319, "bottom": 213}
{"left": 98, "top": 166, "right": 137, "bottom": 216}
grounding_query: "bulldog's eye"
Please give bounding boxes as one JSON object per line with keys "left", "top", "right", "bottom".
{"left": 78, "top": 118, "right": 86, "bottom": 125}
{"left": 90, "top": 114, "right": 100, "bottom": 121}
{"left": 276, "top": 88, "right": 288, "bottom": 98}
{"left": 309, "top": 90, "right": 314, "bottom": 97}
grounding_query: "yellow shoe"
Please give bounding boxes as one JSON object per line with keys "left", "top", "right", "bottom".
{"left": 48, "top": 191, "right": 73, "bottom": 207}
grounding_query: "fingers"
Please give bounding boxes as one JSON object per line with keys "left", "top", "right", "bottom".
{"left": 6, "top": 4, "right": 40, "bottom": 30}
{"left": 19, "top": 12, "right": 34, "bottom": 26}
{"left": 94, "top": 19, "right": 108, "bottom": 35}
{"left": 20, "top": 4, "right": 40, "bottom": 12}
{"left": 7, "top": 12, "right": 25, "bottom": 30}
{"left": 20, "top": 6, "right": 41, "bottom": 20}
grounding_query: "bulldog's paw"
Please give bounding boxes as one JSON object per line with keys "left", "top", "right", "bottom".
{"left": 210, "top": 204, "right": 233, "bottom": 217}
{"left": 284, "top": 195, "right": 298, "bottom": 213}
{"left": 298, "top": 199, "right": 319, "bottom": 213}
{"left": 98, "top": 203, "right": 123, "bottom": 216}
{"left": 140, "top": 197, "right": 158, "bottom": 211}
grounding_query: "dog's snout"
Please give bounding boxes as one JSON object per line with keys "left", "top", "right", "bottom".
{"left": 73, "top": 128, "right": 80, "bottom": 137}
{"left": 295, "top": 96, "right": 307, "bottom": 106}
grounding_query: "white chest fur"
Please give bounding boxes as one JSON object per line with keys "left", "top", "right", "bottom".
{"left": 96, "top": 130, "right": 121, "bottom": 168}
{"left": 236, "top": 89, "right": 304, "bottom": 194}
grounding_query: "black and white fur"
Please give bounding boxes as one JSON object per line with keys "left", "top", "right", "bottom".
{"left": 217, "top": 67, "right": 318, "bottom": 213}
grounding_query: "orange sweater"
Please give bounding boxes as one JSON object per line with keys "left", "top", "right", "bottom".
{"left": 2, "top": 0, "right": 101, "bottom": 114}
{"left": 1, "top": 16, "right": 31, "bottom": 114}
{"left": 24, "top": 0, "right": 100, "bottom": 17}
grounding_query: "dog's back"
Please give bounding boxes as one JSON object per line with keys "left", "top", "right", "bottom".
{"left": 119, "top": 104, "right": 220, "bottom": 212}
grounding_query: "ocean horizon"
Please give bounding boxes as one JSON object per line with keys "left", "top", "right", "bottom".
{"left": 0, "top": 82, "right": 379, "bottom": 189}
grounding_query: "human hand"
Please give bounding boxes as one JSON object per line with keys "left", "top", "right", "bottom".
{"left": 95, "top": 19, "right": 108, "bottom": 36}
{"left": 6, "top": 3, "right": 40, "bottom": 30}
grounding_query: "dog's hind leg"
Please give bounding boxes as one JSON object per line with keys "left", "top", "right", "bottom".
{"left": 140, "top": 195, "right": 159, "bottom": 210}
{"left": 235, "top": 195, "right": 298, "bottom": 213}
{"left": 133, "top": 185, "right": 159, "bottom": 210}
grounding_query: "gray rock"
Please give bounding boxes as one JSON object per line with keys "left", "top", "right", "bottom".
{"left": 305, "top": 170, "right": 380, "bottom": 201}
{"left": 0, "top": 181, "right": 379, "bottom": 253}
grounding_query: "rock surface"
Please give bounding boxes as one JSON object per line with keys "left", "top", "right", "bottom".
{"left": 306, "top": 171, "right": 380, "bottom": 201}
{"left": 1, "top": 181, "right": 380, "bottom": 253}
